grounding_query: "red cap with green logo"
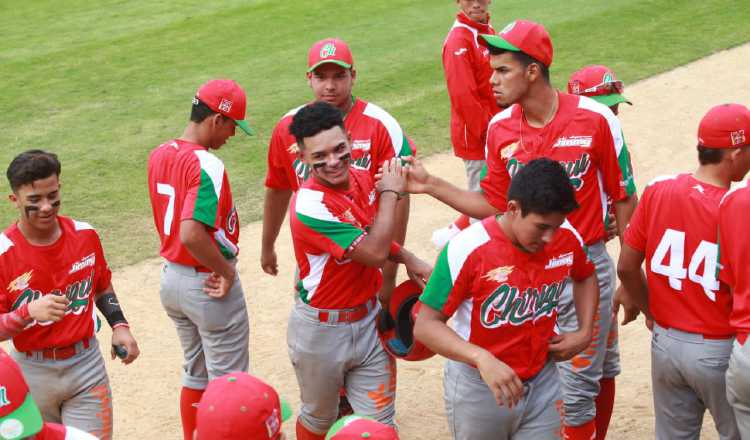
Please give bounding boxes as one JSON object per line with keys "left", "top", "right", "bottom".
{"left": 568, "top": 65, "right": 632, "bottom": 107}
{"left": 698, "top": 103, "right": 750, "bottom": 149}
{"left": 325, "top": 415, "right": 399, "bottom": 440}
{"left": 195, "top": 372, "right": 292, "bottom": 440}
{"left": 0, "top": 349, "right": 43, "bottom": 440}
{"left": 308, "top": 38, "right": 354, "bottom": 73}
{"left": 480, "top": 19, "right": 553, "bottom": 67}
{"left": 194, "top": 79, "right": 253, "bottom": 136}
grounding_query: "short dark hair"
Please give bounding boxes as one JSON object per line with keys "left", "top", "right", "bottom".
{"left": 6, "top": 150, "right": 62, "bottom": 192}
{"left": 697, "top": 144, "right": 726, "bottom": 165}
{"left": 289, "top": 101, "right": 345, "bottom": 149}
{"left": 507, "top": 158, "right": 578, "bottom": 216}
{"left": 489, "top": 47, "right": 550, "bottom": 83}
{"left": 190, "top": 98, "right": 217, "bottom": 123}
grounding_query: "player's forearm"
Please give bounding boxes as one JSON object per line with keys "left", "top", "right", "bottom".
{"left": 261, "top": 188, "right": 293, "bottom": 250}
{"left": 414, "top": 307, "right": 487, "bottom": 367}
{"left": 424, "top": 175, "right": 498, "bottom": 219}
{"left": 0, "top": 306, "right": 32, "bottom": 341}
{"left": 571, "top": 275, "right": 599, "bottom": 337}
{"left": 349, "top": 192, "right": 400, "bottom": 266}
{"left": 94, "top": 284, "right": 129, "bottom": 329}
{"left": 617, "top": 266, "right": 651, "bottom": 317}
{"left": 614, "top": 194, "right": 638, "bottom": 244}
{"left": 180, "top": 220, "right": 236, "bottom": 280}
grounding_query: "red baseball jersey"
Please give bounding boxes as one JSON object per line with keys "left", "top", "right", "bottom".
{"left": 265, "top": 98, "right": 413, "bottom": 191}
{"left": 443, "top": 12, "right": 499, "bottom": 160}
{"left": 0, "top": 217, "right": 112, "bottom": 352}
{"left": 420, "top": 217, "right": 595, "bottom": 380}
{"left": 719, "top": 179, "right": 750, "bottom": 333}
{"left": 624, "top": 174, "right": 732, "bottom": 337}
{"left": 147, "top": 140, "right": 240, "bottom": 269}
{"left": 289, "top": 169, "right": 381, "bottom": 309}
{"left": 481, "top": 93, "right": 636, "bottom": 245}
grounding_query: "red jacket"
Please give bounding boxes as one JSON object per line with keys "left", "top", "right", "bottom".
{"left": 442, "top": 12, "right": 500, "bottom": 160}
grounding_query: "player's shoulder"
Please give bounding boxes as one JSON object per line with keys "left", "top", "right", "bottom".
{"left": 555, "top": 219, "right": 587, "bottom": 252}
{"left": 446, "top": 218, "right": 494, "bottom": 262}
{"left": 488, "top": 105, "right": 518, "bottom": 128}
{"left": 359, "top": 99, "right": 401, "bottom": 128}
{"left": 0, "top": 230, "right": 14, "bottom": 258}
{"left": 277, "top": 104, "right": 306, "bottom": 125}
{"left": 60, "top": 216, "right": 101, "bottom": 237}
{"left": 720, "top": 179, "right": 750, "bottom": 207}
{"left": 444, "top": 21, "right": 478, "bottom": 46}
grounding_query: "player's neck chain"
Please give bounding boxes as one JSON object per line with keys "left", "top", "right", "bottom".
{"left": 519, "top": 94, "right": 558, "bottom": 153}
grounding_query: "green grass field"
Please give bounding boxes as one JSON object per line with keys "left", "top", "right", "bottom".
{"left": 1, "top": 0, "right": 749, "bottom": 267}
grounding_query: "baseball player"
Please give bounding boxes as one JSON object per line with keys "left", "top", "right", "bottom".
{"left": 0, "top": 347, "right": 98, "bottom": 440}
{"left": 0, "top": 150, "right": 140, "bottom": 440}
{"left": 261, "top": 37, "right": 413, "bottom": 306}
{"left": 443, "top": 0, "right": 499, "bottom": 191}
{"left": 567, "top": 64, "right": 634, "bottom": 438}
{"left": 415, "top": 158, "right": 598, "bottom": 439}
{"left": 717, "top": 107, "right": 750, "bottom": 438}
{"left": 326, "top": 415, "right": 399, "bottom": 440}
{"left": 617, "top": 103, "right": 750, "bottom": 439}
{"left": 402, "top": 19, "right": 638, "bottom": 439}
{"left": 286, "top": 101, "right": 431, "bottom": 440}
{"left": 146, "top": 79, "right": 252, "bottom": 440}
{"left": 195, "top": 372, "right": 292, "bottom": 440}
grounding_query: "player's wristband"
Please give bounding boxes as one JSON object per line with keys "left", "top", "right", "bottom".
{"left": 95, "top": 292, "right": 128, "bottom": 328}
{"left": 389, "top": 242, "right": 402, "bottom": 259}
{"left": 378, "top": 189, "right": 402, "bottom": 200}
{"left": 112, "top": 322, "right": 130, "bottom": 330}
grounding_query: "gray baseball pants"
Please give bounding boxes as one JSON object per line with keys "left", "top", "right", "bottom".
{"left": 556, "top": 240, "right": 620, "bottom": 426}
{"left": 159, "top": 261, "right": 250, "bottom": 389}
{"left": 727, "top": 336, "right": 750, "bottom": 439}
{"left": 444, "top": 360, "right": 561, "bottom": 440}
{"left": 11, "top": 338, "right": 113, "bottom": 440}
{"left": 287, "top": 299, "right": 396, "bottom": 434}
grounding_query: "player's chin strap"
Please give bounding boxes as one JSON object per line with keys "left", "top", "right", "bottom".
{"left": 95, "top": 291, "right": 129, "bottom": 328}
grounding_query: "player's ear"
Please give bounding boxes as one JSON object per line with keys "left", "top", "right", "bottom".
{"left": 349, "top": 68, "right": 357, "bottom": 85}
{"left": 507, "top": 200, "right": 521, "bottom": 218}
{"left": 306, "top": 72, "right": 313, "bottom": 88}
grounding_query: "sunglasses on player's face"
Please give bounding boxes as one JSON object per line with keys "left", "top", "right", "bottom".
{"left": 583, "top": 80, "right": 624, "bottom": 95}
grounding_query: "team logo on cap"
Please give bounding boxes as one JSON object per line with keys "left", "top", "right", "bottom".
{"left": 320, "top": 42, "right": 337, "bottom": 59}
{"left": 483, "top": 266, "right": 514, "bottom": 283}
{"left": 218, "top": 99, "right": 233, "bottom": 113}
{"left": 731, "top": 129, "right": 746, "bottom": 146}
{"left": 265, "top": 408, "right": 281, "bottom": 438}
{"left": 570, "top": 80, "right": 582, "bottom": 95}
{"left": 7, "top": 271, "right": 32, "bottom": 292}
{"left": 0, "top": 386, "right": 10, "bottom": 407}
{"left": 500, "top": 21, "right": 516, "bottom": 35}
{"left": 603, "top": 72, "right": 613, "bottom": 83}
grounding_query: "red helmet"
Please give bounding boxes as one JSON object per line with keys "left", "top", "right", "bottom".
{"left": 377, "top": 280, "right": 435, "bottom": 361}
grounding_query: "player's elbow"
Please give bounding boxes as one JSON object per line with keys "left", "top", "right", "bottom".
{"left": 179, "top": 219, "right": 206, "bottom": 249}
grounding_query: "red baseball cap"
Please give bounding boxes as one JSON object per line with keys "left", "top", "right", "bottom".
{"left": 480, "top": 19, "right": 553, "bottom": 67}
{"left": 568, "top": 65, "right": 632, "bottom": 107}
{"left": 308, "top": 38, "right": 354, "bottom": 73}
{"left": 0, "top": 349, "right": 43, "bottom": 440}
{"left": 325, "top": 416, "right": 399, "bottom": 440}
{"left": 194, "top": 79, "right": 253, "bottom": 136}
{"left": 698, "top": 103, "right": 750, "bottom": 149}
{"left": 195, "top": 372, "right": 292, "bottom": 440}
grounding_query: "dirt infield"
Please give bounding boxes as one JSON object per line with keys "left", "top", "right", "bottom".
{"left": 94, "top": 43, "right": 750, "bottom": 439}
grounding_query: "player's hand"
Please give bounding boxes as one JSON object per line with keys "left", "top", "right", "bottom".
{"left": 605, "top": 211, "right": 618, "bottom": 242}
{"left": 375, "top": 158, "right": 406, "bottom": 195}
{"left": 260, "top": 246, "right": 278, "bottom": 276}
{"left": 404, "top": 255, "right": 433, "bottom": 289}
{"left": 401, "top": 156, "right": 432, "bottom": 194}
{"left": 203, "top": 271, "right": 236, "bottom": 299}
{"left": 111, "top": 326, "right": 140, "bottom": 365}
{"left": 613, "top": 285, "right": 639, "bottom": 326}
{"left": 476, "top": 350, "right": 524, "bottom": 408}
{"left": 28, "top": 294, "right": 69, "bottom": 323}
{"left": 548, "top": 330, "right": 592, "bottom": 362}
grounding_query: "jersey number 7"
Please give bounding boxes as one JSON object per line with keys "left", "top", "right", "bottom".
{"left": 156, "top": 183, "right": 176, "bottom": 235}
{"left": 650, "top": 228, "right": 720, "bottom": 301}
